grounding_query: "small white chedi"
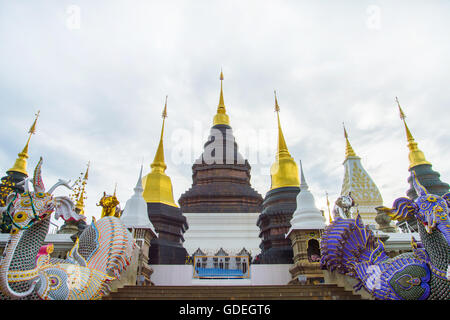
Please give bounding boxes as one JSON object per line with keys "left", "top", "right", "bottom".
{"left": 287, "top": 161, "right": 325, "bottom": 236}
{"left": 121, "top": 165, "right": 156, "bottom": 234}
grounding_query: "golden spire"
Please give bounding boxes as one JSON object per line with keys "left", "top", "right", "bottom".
{"left": 7, "top": 111, "right": 40, "bottom": 176}
{"left": 395, "top": 97, "right": 431, "bottom": 169}
{"left": 270, "top": 91, "right": 299, "bottom": 190}
{"left": 343, "top": 123, "right": 357, "bottom": 159}
{"left": 275, "top": 91, "right": 289, "bottom": 159}
{"left": 213, "top": 70, "right": 230, "bottom": 126}
{"left": 151, "top": 95, "right": 168, "bottom": 172}
{"left": 74, "top": 161, "right": 90, "bottom": 215}
{"left": 142, "top": 96, "right": 178, "bottom": 207}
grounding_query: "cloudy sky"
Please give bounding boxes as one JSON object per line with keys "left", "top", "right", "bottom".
{"left": 1, "top": 1, "right": 449, "bottom": 227}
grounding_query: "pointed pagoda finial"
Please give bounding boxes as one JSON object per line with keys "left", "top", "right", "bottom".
{"left": 213, "top": 69, "right": 230, "bottom": 126}
{"left": 74, "top": 161, "right": 90, "bottom": 215}
{"left": 151, "top": 96, "right": 168, "bottom": 172}
{"left": 7, "top": 110, "right": 40, "bottom": 176}
{"left": 270, "top": 91, "right": 299, "bottom": 190}
{"left": 162, "top": 95, "right": 168, "bottom": 119}
{"left": 113, "top": 182, "right": 117, "bottom": 197}
{"left": 134, "top": 164, "right": 144, "bottom": 191}
{"left": 343, "top": 122, "right": 357, "bottom": 159}
{"left": 299, "top": 160, "right": 308, "bottom": 189}
{"left": 395, "top": 97, "right": 431, "bottom": 169}
{"left": 274, "top": 91, "right": 289, "bottom": 158}
{"left": 274, "top": 90, "right": 280, "bottom": 113}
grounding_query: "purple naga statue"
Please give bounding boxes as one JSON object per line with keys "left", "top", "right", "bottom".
{"left": 320, "top": 171, "right": 449, "bottom": 300}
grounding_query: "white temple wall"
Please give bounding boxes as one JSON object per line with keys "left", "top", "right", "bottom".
{"left": 183, "top": 212, "right": 261, "bottom": 256}
{"left": 149, "top": 264, "right": 293, "bottom": 286}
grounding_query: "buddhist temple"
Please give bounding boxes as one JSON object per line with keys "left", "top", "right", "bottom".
{"left": 142, "top": 97, "right": 189, "bottom": 264}
{"left": 256, "top": 92, "right": 300, "bottom": 264}
{"left": 395, "top": 97, "right": 449, "bottom": 231}
{"left": 180, "top": 71, "right": 263, "bottom": 256}
{"left": 339, "top": 124, "right": 383, "bottom": 227}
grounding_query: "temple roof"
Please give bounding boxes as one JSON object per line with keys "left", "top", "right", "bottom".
{"left": 178, "top": 73, "right": 263, "bottom": 213}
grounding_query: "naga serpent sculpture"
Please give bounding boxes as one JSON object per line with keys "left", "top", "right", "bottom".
{"left": 0, "top": 158, "right": 135, "bottom": 300}
{"left": 320, "top": 171, "right": 449, "bottom": 300}
{"left": 332, "top": 193, "right": 356, "bottom": 220}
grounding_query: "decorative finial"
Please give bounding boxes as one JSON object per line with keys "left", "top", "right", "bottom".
{"left": 343, "top": 123, "right": 357, "bottom": 159}
{"left": 150, "top": 97, "right": 168, "bottom": 172}
{"left": 162, "top": 95, "right": 168, "bottom": 119}
{"left": 7, "top": 110, "right": 41, "bottom": 176}
{"left": 113, "top": 182, "right": 117, "bottom": 197}
{"left": 395, "top": 97, "right": 431, "bottom": 169}
{"left": 396, "top": 97, "right": 406, "bottom": 120}
{"left": 72, "top": 161, "right": 90, "bottom": 215}
{"left": 213, "top": 69, "right": 230, "bottom": 126}
{"left": 274, "top": 90, "right": 280, "bottom": 113}
{"left": 299, "top": 160, "right": 308, "bottom": 189}
{"left": 28, "top": 110, "right": 40, "bottom": 135}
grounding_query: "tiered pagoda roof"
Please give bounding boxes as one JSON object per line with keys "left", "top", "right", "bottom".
{"left": 178, "top": 72, "right": 263, "bottom": 213}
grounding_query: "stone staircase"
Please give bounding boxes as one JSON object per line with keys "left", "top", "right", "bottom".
{"left": 103, "top": 284, "right": 362, "bottom": 300}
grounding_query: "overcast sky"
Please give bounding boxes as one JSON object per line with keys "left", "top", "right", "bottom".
{"left": 1, "top": 1, "right": 449, "bottom": 227}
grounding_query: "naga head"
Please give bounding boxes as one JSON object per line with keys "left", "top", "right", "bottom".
{"left": 337, "top": 193, "right": 355, "bottom": 209}
{"left": 334, "top": 193, "right": 356, "bottom": 219}
{"left": 0, "top": 157, "right": 81, "bottom": 299}
{"left": 385, "top": 171, "right": 450, "bottom": 245}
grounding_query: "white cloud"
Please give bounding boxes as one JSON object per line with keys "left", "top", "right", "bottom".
{"left": 0, "top": 1, "right": 449, "bottom": 224}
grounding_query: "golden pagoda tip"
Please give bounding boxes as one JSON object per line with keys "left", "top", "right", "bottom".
{"left": 274, "top": 90, "right": 280, "bottom": 112}
{"left": 343, "top": 123, "right": 357, "bottom": 158}
{"left": 396, "top": 96, "right": 406, "bottom": 120}
{"left": 220, "top": 69, "right": 224, "bottom": 81}
{"left": 162, "top": 96, "right": 168, "bottom": 119}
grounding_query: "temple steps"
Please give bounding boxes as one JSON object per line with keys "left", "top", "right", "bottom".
{"left": 103, "top": 284, "right": 362, "bottom": 300}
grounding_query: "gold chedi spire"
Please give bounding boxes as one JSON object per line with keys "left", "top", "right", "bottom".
{"left": 270, "top": 91, "right": 299, "bottom": 190}
{"left": 7, "top": 111, "right": 40, "bottom": 176}
{"left": 343, "top": 123, "right": 358, "bottom": 159}
{"left": 213, "top": 70, "right": 230, "bottom": 126}
{"left": 395, "top": 97, "right": 431, "bottom": 169}
{"left": 73, "top": 161, "right": 90, "bottom": 215}
{"left": 142, "top": 96, "right": 178, "bottom": 207}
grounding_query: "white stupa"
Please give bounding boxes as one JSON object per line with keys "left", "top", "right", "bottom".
{"left": 121, "top": 165, "right": 157, "bottom": 235}
{"left": 287, "top": 161, "right": 325, "bottom": 237}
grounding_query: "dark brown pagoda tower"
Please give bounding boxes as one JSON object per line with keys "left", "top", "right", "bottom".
{"left": 178, "top": 71, "right": 263, "bottom": 213}
{"left": 255, "top": 92, "right": 300, "bottom": 264}
{"left": 142, "top": 97, "right": 189, "bottom": 264}
{"left": 396, "top": 98, "right": 450, "bottom": 232}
